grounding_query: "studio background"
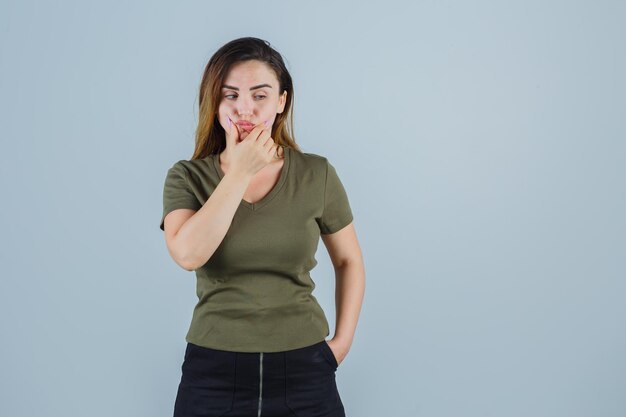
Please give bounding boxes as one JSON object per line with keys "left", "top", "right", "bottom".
{"left": 1, "top": 1, "right": 624, "bottom": 416}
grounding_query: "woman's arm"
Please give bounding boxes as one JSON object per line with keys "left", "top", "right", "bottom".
{"left": 321, "top": 222, "right": 366, "bottom": 365}
{"left": 163, "top": 169, "right": 253, "bottom": 271}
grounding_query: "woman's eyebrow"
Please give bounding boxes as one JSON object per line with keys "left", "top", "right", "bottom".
{"left": 222, "top": 83, "right": 272, "bottom": 91}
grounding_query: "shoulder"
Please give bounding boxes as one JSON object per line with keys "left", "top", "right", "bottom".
{"left": 289, "top": 148, "right": 330, "bottom": 173}
{"left": 166, "top": 156, "right": 215, "bottom": 181}
{"left": 169, "top": 157, "right": 210, "bottom": 171}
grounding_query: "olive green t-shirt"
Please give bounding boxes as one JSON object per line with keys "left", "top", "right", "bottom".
{"left": 159, "top": 147, "right": 353, "bottom": 352}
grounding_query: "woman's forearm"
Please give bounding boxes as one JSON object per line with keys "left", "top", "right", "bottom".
{"left": 333, "top": 259, "right": 366, "bottom": 350}
{"left": 174, "top": 170, "right": 252, "bottom": 270}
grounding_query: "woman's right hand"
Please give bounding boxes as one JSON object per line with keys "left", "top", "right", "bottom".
{"left": 225, "top": 117, "right": 278, "bottom": 177}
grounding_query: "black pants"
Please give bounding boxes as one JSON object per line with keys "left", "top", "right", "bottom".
{"left": 173, "top": 340, "right": 345, "bottom": 417}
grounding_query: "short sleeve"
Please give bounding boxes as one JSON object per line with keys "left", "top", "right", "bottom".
{"left": 317, "top": 159, "right": 354, "bottom": 234}
{"left": 159, "top": 161, "right": 202, "bottom": 231}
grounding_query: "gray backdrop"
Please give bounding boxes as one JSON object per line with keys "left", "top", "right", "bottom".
{"left": 1, "top": 1, "right": 624, "bottom": 416}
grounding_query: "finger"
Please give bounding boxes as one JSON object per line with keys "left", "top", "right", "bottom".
{"left": 263, "top": 136, "right": 276, "bottom": 155}
{"left": 250, "top": 120, "right": 270, "bottom": 134}
{"left": 244, "top": 122, "right": 269, "bottom": 142}
{"left": 227, "top": 116, "right": 240, "bottom": 145}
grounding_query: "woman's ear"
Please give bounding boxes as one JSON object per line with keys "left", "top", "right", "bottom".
{"left": 278, "top": 90, "right": 287, "bottom": 113}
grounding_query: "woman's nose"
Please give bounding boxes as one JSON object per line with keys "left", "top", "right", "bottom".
{"left": 236, "top": 100, "right": 254, "bottom": 117}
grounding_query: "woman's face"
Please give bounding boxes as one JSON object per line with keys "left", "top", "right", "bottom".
{"left": 218, "top": 60, "right": 287, "bottom": 142}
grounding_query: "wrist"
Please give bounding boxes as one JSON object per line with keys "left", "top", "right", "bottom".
{"left": 224, "top": 169, "right": 253, "bottom": 183}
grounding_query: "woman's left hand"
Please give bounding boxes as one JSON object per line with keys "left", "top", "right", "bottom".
{"left": 327, "top": 338, "right": 349, "bottom": 366}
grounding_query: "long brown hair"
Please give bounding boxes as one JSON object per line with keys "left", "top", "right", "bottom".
{"left": 190, "top": 37, "right": 301, "bottom": 160}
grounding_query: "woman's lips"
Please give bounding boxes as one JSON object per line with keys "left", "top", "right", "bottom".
{"left": 237, "top": 122, "right": 255, "bottom": 130}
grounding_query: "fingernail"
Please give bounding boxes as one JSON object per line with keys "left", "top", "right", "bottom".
{"left": 264, "top": 120, "right": 270, "bottom": 127}
{"left": 228, "top": 118, "right": 232, "bottom": 128}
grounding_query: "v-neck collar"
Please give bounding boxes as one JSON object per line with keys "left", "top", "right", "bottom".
{"left": 212, "top": 147, "right": 291, "bottom": 211}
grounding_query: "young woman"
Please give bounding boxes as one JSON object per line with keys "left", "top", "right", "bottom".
{"left": 159, "top": 37, "right": 365, "bottom": 417}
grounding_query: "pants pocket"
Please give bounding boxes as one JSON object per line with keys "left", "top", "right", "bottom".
{"left": 285, "top": 342, "right": 343, "bottom": 417}
{"left": 320, "top": 340, "right": 339, "bottom": 370}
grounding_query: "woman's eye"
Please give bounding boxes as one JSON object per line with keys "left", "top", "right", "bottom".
{"left": 224, "top": 95, "right": 267, "bottom": 100}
